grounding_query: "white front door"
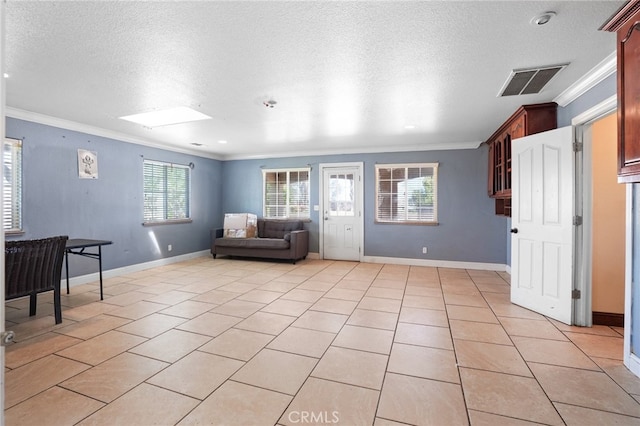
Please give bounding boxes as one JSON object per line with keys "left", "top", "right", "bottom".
{"left": 321, "top": 165, "right": 362, "bottom": 261}
{"left": 511, "top": 126, "right": 574, "bottom": 324}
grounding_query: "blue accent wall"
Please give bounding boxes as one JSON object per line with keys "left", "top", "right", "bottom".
{"left": 7, "top": 116, "right": 511, "bottom": 274}
{"left": 223, "top": 146, "right": 507, "bottom": 264}
{"left": 6, "top": 118, "right": 223, "bottom": 277}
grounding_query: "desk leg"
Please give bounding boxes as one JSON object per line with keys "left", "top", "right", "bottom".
{"left": 65, "top": 251, "right": 70, "bottom": 294}
{"left": 98, "top": 246, "right": 104, "bottom": 300}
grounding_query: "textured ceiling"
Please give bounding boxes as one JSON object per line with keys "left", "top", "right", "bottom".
{"left": 5, "top": 1, "right": 624, "bottom": 160}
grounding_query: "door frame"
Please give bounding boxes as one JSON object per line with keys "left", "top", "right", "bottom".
{"left": 318, "top": 162, "right": 364, "bottom": 261}
{"left": 1, "top": 1, "right": 7, "bottom": 417}
{"left": 571, "top": 94, "right": 618, "bottom": 326}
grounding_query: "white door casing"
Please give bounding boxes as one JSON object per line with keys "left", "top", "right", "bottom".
{"left": 511, "top": 126, "right": 574, "bottom": 324}
{"left": 319, "top": 163, "right": 363, "bottom": 261}
{"left": 1, "top": 2, "right": 7, "bottom": 419}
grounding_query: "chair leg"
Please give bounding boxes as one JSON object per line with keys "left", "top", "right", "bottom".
{"left": 53, "top": 287, "right": 62, "bottom": 325}
{"left": 29, "top": 293, "right": 37, "bottom": 316}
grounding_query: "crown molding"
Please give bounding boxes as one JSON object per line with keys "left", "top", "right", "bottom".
{"left": 221, "top": 140, "right": 483, "bottom": 161}
{"left": 5, "top": 107, "right": 224, "bottom": 161}
{"left": 6, "top": 107, "right": 482, "bottom": 162}
{"left": 554, "top": 51, "right": 617, "bottom": 107}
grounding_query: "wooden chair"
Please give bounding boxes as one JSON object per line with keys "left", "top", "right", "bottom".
{"left": 5, "top": 236, "right": 68, "bottom": 324}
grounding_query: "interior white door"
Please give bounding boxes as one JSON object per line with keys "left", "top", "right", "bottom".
{"left": 322, "top": 167, "right": 361, "bottom": 261}
{"left": 511, "top": 126, "right": 574, "bottom": 324}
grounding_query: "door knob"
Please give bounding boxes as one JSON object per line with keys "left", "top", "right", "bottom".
{"left": 510, "top": 228, "right": 518, "bottom": 234}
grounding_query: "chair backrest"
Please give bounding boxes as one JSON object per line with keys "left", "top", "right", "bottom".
{"left": 5, "top": 236, "right": 69, "bottom": 299}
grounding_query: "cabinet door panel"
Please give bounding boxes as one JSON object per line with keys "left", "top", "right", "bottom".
{"left": 488, "top": 143, "right": 495, "bottom": 196}
{"left": 620, "top": 22, "right": 640, "bottom": 178}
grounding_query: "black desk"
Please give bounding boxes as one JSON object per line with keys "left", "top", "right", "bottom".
{"left": 65, "top": 239, "right": 112, "bottom": 300}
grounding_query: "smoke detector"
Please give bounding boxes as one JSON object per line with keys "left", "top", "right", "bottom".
{"left": 263, "top": 100, "right": 277, "bottom": 108}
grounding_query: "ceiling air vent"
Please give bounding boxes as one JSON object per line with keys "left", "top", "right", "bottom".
{"left": 499, "top": 64, "right": 568, "bottom": 97}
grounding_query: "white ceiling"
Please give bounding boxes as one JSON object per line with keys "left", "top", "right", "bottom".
{"left": 5, "top": 1, "right": 624, "bottom": 160}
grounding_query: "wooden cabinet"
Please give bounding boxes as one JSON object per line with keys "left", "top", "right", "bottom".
{"left": 486, "top": 103, "right": 557, "bottom": 216}
{"left": 602, "top": 0, "right": 640, "bottom": 183}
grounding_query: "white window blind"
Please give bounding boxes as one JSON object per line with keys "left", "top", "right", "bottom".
{"left": 263, "top": 168, "right": 310, "bottom": 219}
{"left": 376, "top": 163, "right": 438, "bottom": 224}
{"left": 143, "top": 160, "right": 190, "bottom": 223}
{"left": 3, "top": 138, "right": 22, "bottom": 232}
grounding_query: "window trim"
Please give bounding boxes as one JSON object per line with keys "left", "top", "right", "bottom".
{"left": 262, "top": 167, "right": 311, "bottom": 220}
{"left": 3, "top": 137, "right": 23, "bottom": 234}
{"left": 375, "top": 162, "right": 439, "bottom": 225}
{"left": 142, "top": 159, "right": 192, "bottom": 226}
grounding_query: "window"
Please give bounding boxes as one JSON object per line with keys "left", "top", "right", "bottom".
{"left": 376, "top": 163, "right": 438, "bottom": 224}
{"left": 263, "top": 168, "right": 310, "bottom": 219}
{"left": 143, "top": 160, "right": 191, "bottom": 224}
{"left": 3, "top": 138, "right": 23, "bottom": 233}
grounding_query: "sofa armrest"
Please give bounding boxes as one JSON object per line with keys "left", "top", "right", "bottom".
{"left": 211, "top": 228, "right": 224, "bottom": 256}
{"left": 289, "top": 229, "right": 309, "bottom": 260}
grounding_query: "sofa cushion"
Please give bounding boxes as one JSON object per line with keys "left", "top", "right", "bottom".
{"left": 215, "top": 237, "right": 290, "bottom": 250}
{"left": 258, "top": 219, "right": 303, "bottom": 239}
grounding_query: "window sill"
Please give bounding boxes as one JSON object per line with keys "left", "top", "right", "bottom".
{"left": 5, "top": 230, "right": 25, "bottom": 237}
{"left": 142, "top": 219, "right": 193, "bottom": 227}
{"left": 264, "top": 217, "right": 312, "bottom": 223}
{"left": 374, "top": 221, "right": 439, "bottom": 226}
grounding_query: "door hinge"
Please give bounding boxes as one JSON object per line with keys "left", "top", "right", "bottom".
{"left": 573, "top": 142, "right": 583, "bottom": 152}
{"left": 572, "top": 289, "right": 581, "bottom": 299}
{"left": 573, "top": 215, "right": 583, "bottom": 226}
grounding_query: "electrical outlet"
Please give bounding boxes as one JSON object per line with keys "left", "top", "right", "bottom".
{"left": 422, "top": 246, "right": 427, "bottom": 254}
{"left": 168, "top": 244, "right": 172, "bottom": 252}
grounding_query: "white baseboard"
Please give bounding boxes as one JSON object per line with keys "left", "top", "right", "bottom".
{"left": 362, "top": 255, "right": 507, "bottom": 271}
{"left": 63, "top": 250, "right": 211, "bottom": 288}
{"left": 626, "top": 352, "right": 640, "bottom": 380}
{"left": 65, "top": 250, "right": 506, "bottom": 288}
{"left": 505, "top": 265, "right": 511, "bottom": 275}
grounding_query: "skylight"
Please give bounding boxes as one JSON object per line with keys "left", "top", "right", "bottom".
{"left": 119, "top": 107, "right": 211, "bottom": 128}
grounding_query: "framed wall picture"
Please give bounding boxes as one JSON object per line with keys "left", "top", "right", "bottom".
{"left": 78, "top": 149, "right": 98, "bottom": 179}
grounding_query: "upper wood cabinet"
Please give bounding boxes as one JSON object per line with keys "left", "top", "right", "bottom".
{"left": 486, "top": 103, "right": 557, "bottom": 216}
{"left": 602, "top": 0, "right": 640, "bottom": 183}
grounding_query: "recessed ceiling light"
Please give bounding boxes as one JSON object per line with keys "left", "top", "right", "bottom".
{"left": 119, "top": 106, "right": 211, "bottom": 128}
{"left": 531, "top": 11, "right": 556, "bottom": 26}
{"left": 218, "top": 140, "right": 228, "bottom": 144}
{"left": 3, "top": 73, "right": 9, "bottom": 79}
{"left": 404, "top": 125, "right": 416, "bottom": 130}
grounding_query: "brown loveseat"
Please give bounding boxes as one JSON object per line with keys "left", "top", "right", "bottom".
{"left": 211, "top": 218, "right": 309, "bottom": 264}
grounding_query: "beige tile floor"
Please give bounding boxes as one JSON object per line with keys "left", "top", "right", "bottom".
{"left": 3, "top": 257, "right": 638, "bottom": 425}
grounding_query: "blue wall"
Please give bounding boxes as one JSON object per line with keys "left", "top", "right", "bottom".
{"left": 6, "top": 118, "right": 223, "bottom": 277}
{"left": 8, "top": 116, "right": 509, "bottom": 275}
{"left": 223, "top": 146, "right": 507, "bottom": 264}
